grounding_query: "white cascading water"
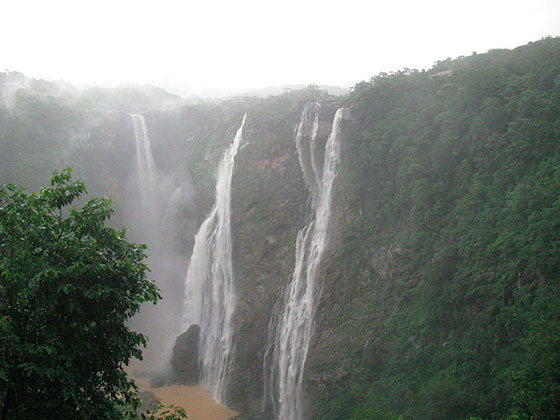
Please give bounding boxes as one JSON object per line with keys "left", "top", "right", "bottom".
{"left": 128, "top": 114, "right": 195, "bottom": 375}
{"left": 267, "top": 104, "right": 347, "bottom": 420}
{"left": 130, "top": 114, "right": 158, "bottom": 235}
{"left": 181, "top": 114, "right": 247, "bottom": 402}
{"left": 295, "top": 102, "right": 322, "bottom": 203}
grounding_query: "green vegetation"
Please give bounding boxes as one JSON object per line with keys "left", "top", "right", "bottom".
{"left": 316, "top": 38, "right": 560, "bottom": 420}
{"left": 0, "top": 169, "right": 185, "bottom": 419}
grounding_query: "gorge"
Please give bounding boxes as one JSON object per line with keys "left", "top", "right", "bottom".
{"left": 1, "top": 37, "right": 559, "bottom": 420}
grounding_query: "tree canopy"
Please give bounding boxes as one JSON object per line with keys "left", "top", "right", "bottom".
{"left": 317, "top": 37, "right": 560, "bottom": 420}
{"left": 0, "top": 169, "right": 163, "bottom": 419}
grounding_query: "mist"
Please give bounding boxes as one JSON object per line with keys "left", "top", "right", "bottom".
{"left": 2, "top": 1, "right": 558, "bottom": 98}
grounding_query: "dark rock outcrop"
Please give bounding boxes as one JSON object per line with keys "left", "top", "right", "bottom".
{"left": 171, "top": 324, "right": 201, "bottom": 385}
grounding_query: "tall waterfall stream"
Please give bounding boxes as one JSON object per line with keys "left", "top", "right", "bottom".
{"left": 181, "top": 114, "right": 247, "bottom": 402}
{"left": 128, "top": 114, "right": 196, "bottom": 375}
{"left": 266, "top": 104, "right": 347, "bottom": 420}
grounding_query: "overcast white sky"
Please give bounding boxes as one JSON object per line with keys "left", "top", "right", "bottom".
{"left": 1, "top": 0, "right": 559, "bottom": 96}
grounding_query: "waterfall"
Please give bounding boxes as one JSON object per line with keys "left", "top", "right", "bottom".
{"left": 130, "top": 114, "right": 158, "bottom": 235}
{"left": 267, "top": 105, "right": 346, "bottom": 420}
{"left": 294, "top": 102, "right": 321, "bottom": 203}
{"left": 128, "top": 114, "right": 194, "bottom": 376}
{"left": 181, "top": 114, "right": 247, "bottom": 402}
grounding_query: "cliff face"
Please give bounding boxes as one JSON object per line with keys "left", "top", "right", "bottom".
{"left": 178, "top": 92, "right": 343, "bottom": 416}
{"left": 228, "top": 110, "right": 307, "bottom": 413}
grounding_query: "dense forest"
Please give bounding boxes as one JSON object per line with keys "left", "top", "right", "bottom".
{"left": 1, "top": 37, "right": 559, "bottom": 420}
{"left": 314, "top": 37, "right": 560, "bottom": 420}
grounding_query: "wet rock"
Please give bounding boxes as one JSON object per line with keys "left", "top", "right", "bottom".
{"left": 139, "top": 391, "right": 158, "bottom": 414}
{"left": 171, "top": 324, "right": 200, "bottom": 385}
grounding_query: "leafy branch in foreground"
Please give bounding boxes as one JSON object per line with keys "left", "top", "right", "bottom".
{"left": 0, "top": 168, "right": 186, "bottom": 419}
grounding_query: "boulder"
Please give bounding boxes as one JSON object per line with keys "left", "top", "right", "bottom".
{"left": 171, "top": 324, "right": 201, "bottom": 385}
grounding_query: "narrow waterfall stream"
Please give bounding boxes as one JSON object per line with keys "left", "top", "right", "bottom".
{"left": 130, "top": 114, "right": 158, "bottom": 237}
{"left": 128, "top": 113, "right": 195, "bottom": 376}
{"left": 181, "top": 114, "right": 247, "bottom": 402}
{"left": 267, "top": 104, "right": 347, "bottom": 420}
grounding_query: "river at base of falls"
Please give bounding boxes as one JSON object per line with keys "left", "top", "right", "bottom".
{"left": 133, "top": 376, "right": 239, "bottom": 420}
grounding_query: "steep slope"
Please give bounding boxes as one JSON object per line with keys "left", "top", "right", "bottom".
{"left": 309, "top": 37, "right": 560, "bottom": 420}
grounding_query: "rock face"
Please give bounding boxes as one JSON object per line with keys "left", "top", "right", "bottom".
{"left": 180, "top": 95, "right": 343, "bottom": 417}
{"left": 228, "top": 100, "right": 342, "bottom": 416}
{"left": 227, "top": 103, "right": 310, "bottom": 414}
{"left": 171, "top": 324, "right": 201, "bottom": 385}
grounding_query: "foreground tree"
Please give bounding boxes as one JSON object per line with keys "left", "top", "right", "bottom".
{"left": 0, "top": 169, "right": 177, "bottom": 419}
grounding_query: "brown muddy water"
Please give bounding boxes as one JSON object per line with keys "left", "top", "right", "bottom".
{"left": 134, "top": 377, "right": 239, "bottom": 420}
